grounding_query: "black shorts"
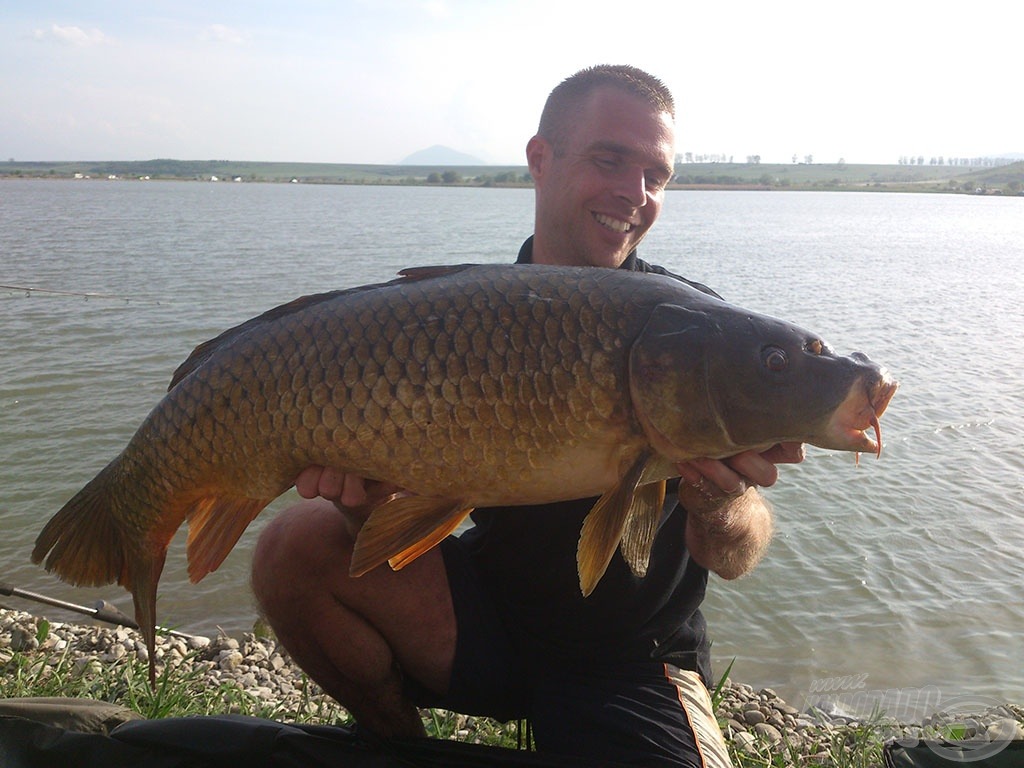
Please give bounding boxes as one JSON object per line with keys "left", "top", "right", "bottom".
{"left": 405, "top": 536, "right": 732, "bottom": 768}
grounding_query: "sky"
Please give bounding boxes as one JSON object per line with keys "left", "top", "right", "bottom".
{"left": 2, "top": 0, "right": 1020, "bottom": 166}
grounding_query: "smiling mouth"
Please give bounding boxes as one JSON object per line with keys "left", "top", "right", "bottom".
{"left": 594, "top": 213, "right": 633, "bottom": 233}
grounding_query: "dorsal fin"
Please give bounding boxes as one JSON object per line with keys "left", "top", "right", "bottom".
{"left": 396, "top": 264, "right": 480, "bottom": 280}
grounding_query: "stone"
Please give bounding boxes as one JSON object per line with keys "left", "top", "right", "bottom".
{"left": 9, "top": 626, "right": 37, "bottom": 652}
{"left": 753, "top": 722, "right": 783, "bottom": 744}
{"left": 987, "top": 718, "right": 1024, "bottom": 741}
{"left": 218, "top": 650, "right": 244, "bottom": 672}
{"left": 724, "top": 718, "right": 747, "bottom": 734}
{"left": 733, "top": 731, "right": 758, "bottom": 753}
{"left": 743, "top": 708, "right": 766, "bottom": 725}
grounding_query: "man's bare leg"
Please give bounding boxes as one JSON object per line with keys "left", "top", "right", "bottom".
{"left": 251, "top": 498, "right": 456, "bottom": 737}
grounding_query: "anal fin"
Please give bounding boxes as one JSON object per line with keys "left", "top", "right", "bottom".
{"left": 350, "top": 496, "right": 474, "bottom": 577}
{"left": 185, "top": 495, "right": 272, "bottom": 583}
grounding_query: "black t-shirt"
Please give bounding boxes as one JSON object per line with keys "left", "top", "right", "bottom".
{"left": 458, "top": 238, "right": 721, "bottom": 686}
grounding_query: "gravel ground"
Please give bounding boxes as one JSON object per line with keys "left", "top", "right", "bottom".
{"left": 3, "top": 607, "right": 1022, "bottom": 762}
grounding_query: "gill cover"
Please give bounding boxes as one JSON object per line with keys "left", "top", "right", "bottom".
{"left": 628, "top": 303, "right": 730, "bottom": 460}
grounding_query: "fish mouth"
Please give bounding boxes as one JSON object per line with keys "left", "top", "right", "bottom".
{"left": 821, "top": 371, "right": 899, "bottom": 457}
{"left": 593, "top": 212, "right": 635, "bottom": 233}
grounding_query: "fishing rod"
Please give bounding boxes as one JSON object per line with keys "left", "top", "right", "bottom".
{"left": 0, "top": 581, "right": 192, "bottom": 640}
{"left": 0, "top": 283, "right": 130, "bottom": 300}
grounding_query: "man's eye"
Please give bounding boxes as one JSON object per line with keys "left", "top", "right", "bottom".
{"left": 594, "top": 155, "right": 620, "bottom": 170}
{"left": 646, "top": 174, "right": 669, "bottom": 191}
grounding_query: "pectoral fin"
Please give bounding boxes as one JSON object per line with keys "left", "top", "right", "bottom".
{"left": 350, "top": 496, "right": 474, "bottom": 577}
{"left": 618, "top": 479, "right": 666, "bottom": 579}
{"left": 577, "top": 453, "right": 660, "bottom": 597}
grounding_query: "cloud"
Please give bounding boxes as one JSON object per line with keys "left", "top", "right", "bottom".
{"left": 34, "top": 24, "right": 110, "bottom": 47}
{"left": 199, "top": 24, "right": 247, "bottom": 45}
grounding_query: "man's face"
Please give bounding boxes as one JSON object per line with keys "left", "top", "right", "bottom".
{"left": 528, "top": 87, "right": 676, "bottom": 269}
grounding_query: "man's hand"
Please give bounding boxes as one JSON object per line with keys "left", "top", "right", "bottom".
{"left": 677, "top": 442, "right": 805, "bottom": 495}
{"left": 676, "top": 442, "right": 803, "bottom": 580}
{"left": 294, "top": 466, "right": 406, "bottom": 538}
{"left": 295, "top": 466, "right": 372, "bottom": 507}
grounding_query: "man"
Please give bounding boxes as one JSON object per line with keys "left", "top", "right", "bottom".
{"left": 252, "top": 65, "right": 803, "bottom": 767}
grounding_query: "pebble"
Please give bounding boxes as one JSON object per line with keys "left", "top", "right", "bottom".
{"left": 743, "top": 709, "right": 766, "bottom": 725}
{"left": 753, "top": 722, "right": 783, "bottom": 744}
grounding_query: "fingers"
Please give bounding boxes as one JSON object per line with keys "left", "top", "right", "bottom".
{"left": 760, "top": 442, "right": 805, "bottom": 466}
{"left": 677, "top": 442, "right": 805, "bottom": 495}
{"left": 295, "top": 466, "right": 326, "bottom": 499}
{"left": 294, "top": 466, "right": 367, "bottom": 507}
{"left": 723, "top": 452, "right": 779, "bottom": 488}
{"left": 683, "top": 458, "right": 748, "bottom": 494}
{"left": 339, "top": 473, "right": 368, "bottom": 507}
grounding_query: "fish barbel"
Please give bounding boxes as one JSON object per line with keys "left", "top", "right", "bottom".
{"left": 32, "top": 263, "right": 897, "bottom": 680}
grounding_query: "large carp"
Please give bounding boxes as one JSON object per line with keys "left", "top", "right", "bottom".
{"left": 33, "top": 263, "right": 896, "bottom": 679}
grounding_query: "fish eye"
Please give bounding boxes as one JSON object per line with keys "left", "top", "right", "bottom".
{"left": 762, "top": 346, "right": 788, "bottom": 372}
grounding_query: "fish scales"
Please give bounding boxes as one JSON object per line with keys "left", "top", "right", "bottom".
{"left": 193, "top": 267, "right": 635, "bottom": 500}
{"left": 32, "top": 263, "right": 897, "bottom": 682}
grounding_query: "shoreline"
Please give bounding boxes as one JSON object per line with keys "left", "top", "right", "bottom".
{"left": 2, "top": 607, "right": 1022, "bottom": 764}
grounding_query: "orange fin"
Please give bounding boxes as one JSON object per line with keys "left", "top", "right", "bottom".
{"left": 349, "top": 496, "right": 473, "bottom": 577}
{"left": 32, "top": 461, "right": 131, "bottom": 587}
{"left": 185, "top": 495, "right": 272, "bottom": 583}
{"left": 32, "top": 459, "right": 176, "bottom": 685}
{"left": 618, "top": 480, "right": 666, "bottom": 579}
{"left": 577, "top": 453, "right": 656, "bottom": 597}
{"left": 128, "top": 546, "right": 168, "bottom": 685}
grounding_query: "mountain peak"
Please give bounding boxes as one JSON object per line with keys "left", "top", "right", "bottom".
{"left": 401, "top": 145, "right": 484, "bottom": 165}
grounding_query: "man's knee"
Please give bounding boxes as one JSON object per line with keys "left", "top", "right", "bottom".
{"left": 251, "top": 499, "right": 349, "bottom": 605}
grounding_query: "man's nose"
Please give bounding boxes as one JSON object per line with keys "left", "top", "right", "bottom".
{"left": 614, "top": 164, "right": 647, "bottom": 207}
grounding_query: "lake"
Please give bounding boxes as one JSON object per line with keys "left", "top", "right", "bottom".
{"left": 1, "top": 179, "right": 1021, "bottom": 712}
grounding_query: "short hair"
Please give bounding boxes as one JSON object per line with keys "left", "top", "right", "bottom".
{"left": 537, "top": 65, "right": 675, "bottom": 153}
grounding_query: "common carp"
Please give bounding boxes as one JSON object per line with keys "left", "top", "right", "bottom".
{"left": 33, "top": 263, "right": 897, "bottom": 680}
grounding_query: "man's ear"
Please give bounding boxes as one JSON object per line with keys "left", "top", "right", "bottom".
{"left": 525, "top": 135, "right": 549, "bottom": 183}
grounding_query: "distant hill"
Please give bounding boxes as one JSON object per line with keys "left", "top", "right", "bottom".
{"left": 401, "top": 145, "right": 484, "bottom": 165}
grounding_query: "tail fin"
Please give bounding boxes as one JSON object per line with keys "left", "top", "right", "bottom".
{"left": 32, "top": 461, "right": 133, "bottom": 588}
{"left": 34, "top": 462, "right": 279, "bottom": 684}
{"left": 32, "top": 460, "right": 172, "bottom": 683}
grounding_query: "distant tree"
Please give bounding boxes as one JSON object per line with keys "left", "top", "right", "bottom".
{"left": 441, "top": 170, "right": 461, "bottom": 184}
{"left": 746, "top": 155, "right": 762, "bottom": 164}
{"left": 804, "top": 154, "right": 814, "bottom": 164}
{"left": 792, "top": 154, "right": 798, "bottom": 164}
{"left": 427, "top": 172, "right": 442, "bottom": 183}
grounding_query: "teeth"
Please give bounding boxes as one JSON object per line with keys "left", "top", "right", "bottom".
{"left": 594, "top": 213, "right": 632, "bottom": 233}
